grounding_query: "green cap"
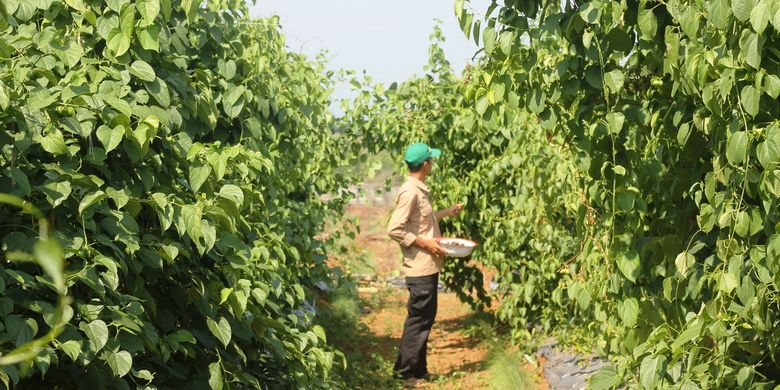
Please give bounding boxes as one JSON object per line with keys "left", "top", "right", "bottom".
{"left": 404, "top": 143, "right": 442, "bottom": 165}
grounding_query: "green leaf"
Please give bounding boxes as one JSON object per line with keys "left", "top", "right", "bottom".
{"left": 64, "top": 0, "right": 88, "bottom": 12}
{"left": 764, "top": 74, "right": 780, "bottom": 99}
{"left": 774, "top": 3, "right": 780, "bottom": 30}
{"left": 107, "top": 29, "right": 132, "bottom": 57}
{"left": 43, "top": 181, "right": 72, "bottom": 207}
{"left": 0, "top": 367, "right": 9, "bottom": 389}
{"left": 102, "top": 94, "right": 132, "bottom": 117}
{"left": 638, "top": 6, "right": 658, "bottom": 39}
{"left": 675, "top": 251, "right": 695, "bottom": 276}
{"left": 720, "top": 271, "right": 739, "bottom": 293}
{"left": 106, "top": 187, "right": 131, "bottom": 209}
{"left": 590, "top": 365, "right": 620, "bottom": 390}
{"left": 119, "top": 3, "right": 135, "bottom": 31}
{"left": 732, "top": 0, "right": 756, "bottom": 21}
{"left": 726, "top": 131, "right": 749, "bottom": 166}
{"left": 677, "top": 123, "right": 691, "bottom": 146}
{"left": 0, "top": 82, "right": 9, "bottom": 111}
{"left": 51, "top": 40, "right": 83, "bottom": 68}
{"left": 15, "top": 1, "right": 35, "bottom": 21}
{"left": 137, "top": 26, "right": 160, "bottom": 51}
{"left": 528, "top": 88, "right": 545, "bottom": 114}
{"left": 483, "top": 27, "right": 496, "bottom": 54}
{"left": 222, "top": 85, "right": 246, "bottom": 119}
{"left": 207, "top": 317, "right": 231, "bottom": 347}
{"left": 107, "top": 0, "right": 130, "bottom": 13}
{"left": 219, "top": 288, "right": 233, "bottom": 305}
{"left": 498, "top": 31, "right": 513, "bottom": 56}
{"left": 737, "top": 366, "right": 754, "bottom": 388}
{"left": 487, "top": 82, "right": 505, "bottom": 104}
{"left": 742, "top": 33, "right": 763, "bottom": 69}
{"left": 181, "top": 0, "right": 199, "bottom": 23}
{"left": 201, "top": 222, "right": 216, "bottom": 254}
{"left": 639, "top": 355, "right": 665, "bottom": 389}
{"left": 606, "top": 112, "right": 625, "bottom": 134}
{"left": 618, "top": 298, "right": 639, "bottom": 327}
{"left": 454, "top": 0, "right": 465, "bottom": 19}
{"left": 134, "top": 369, "right": 154, "bottom": 382}
{"left": 27, "top": 90, "right": 59, "bottom": 111}
{"left": 96, "top": 125, "right": 125, "bottom": 153}
{"left": 59, "top": 340, "right": 82, "bottom": 362}
{"left": 735, "top": 210, "right": 751, "bottom": 237}
{"left": 217, "top": 60, "right": 237, "bottom": 80}
{"left": 78, "top": 190, "right": 107, "bottom": 215}
{"left": 182, "top": 204, "right": 202, "bottom": 243}
{"left": 130, "top": 60, "right": 156, "bottom": 82}
{"left": 708, "top": 0, "right": 732, "bottom": 29}
{"left": 208, "top": 362, "right": 223, "bottom": 390}
{"left": 585, "top": 66, "right": 603, "bottom": 89}
{"left": 7, "top": 167, "right": 31, "bottom": 196}
{"left": 751, "top": 0, "right": 770, "bottom": 33}
{"left": 218, "top": 184, "right": 244, "bottom": 208}
{"left": 680, "top": 6, "right": 700, "bottom": 39}
{"left": 617, "top": 249, "right": 641, "bottom": 283}
{"left": 740, "top": 85, "right": 760, "bottom": 117}
{"left": 189, "top": 161, "right": 211, "bottom": 193}
{"left": 312, "top": 325, "right": 328, "bottom": 342}
{"left": 160, "top": 243, "right": 179, "bottom": 262}
{"left": 672, "top": 318, "right": 703, "bottom": 349}
{"left": 41, "top": 131, "right": 68, "bottom": 155}
{"left": 604, "top": 70, "right": 624, "bottom": 93}
{"left": 145, "top": 78, "right": 170, "bottom": 107}
{"left": 579, "top": 2, "right": 602, "bottom": 24}
{"left": 757, "top": 138, "right": 779, "bottom": 170}
{"left": 138, "top": 0, "right": 160, "bottom": 26}
{"left": 80, "top": 320, "right": 109, "bottom": 353}
{"left": 104, "top": 350, "right": 132, "bottom": 377}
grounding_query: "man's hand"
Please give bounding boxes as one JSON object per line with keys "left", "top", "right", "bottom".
{"left": 449, "top": 203, "right": 464, "bottom": 217}
{"left": 435, "top": 204, "right": 465, "bottom": 220}
{"left": 414, "top": 237, "right": 448, "bottom": 256}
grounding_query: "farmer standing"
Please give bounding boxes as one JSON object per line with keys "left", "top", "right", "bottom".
{"left": 387, "top": 143, "right": 463, "bottom": 387}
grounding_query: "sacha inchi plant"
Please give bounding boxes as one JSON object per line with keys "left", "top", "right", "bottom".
{"left": 0, "top": 0, "right": 357, "bottom": 388}
{"left": 345, "top": 0, "right": 780, "bottom": 388}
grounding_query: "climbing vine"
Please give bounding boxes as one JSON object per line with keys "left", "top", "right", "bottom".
{"left": 0, "top": 0, "right": 355, "bottom": 388}
{"left": 345, "top": 0, "right": 780, "bottom": 387}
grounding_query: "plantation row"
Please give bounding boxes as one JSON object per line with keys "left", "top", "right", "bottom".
{"left": 0, "top": 0, "right": 357, "bottom": 388}
{"left": 345, "top": 0, "right": 780, "bottom": 388}
{"left": 2, "top": 0, "right": 780, "bottom": 388}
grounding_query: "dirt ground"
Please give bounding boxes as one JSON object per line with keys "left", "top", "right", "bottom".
{"left": 360, "top": 289, "right": 490, "bottom": 389}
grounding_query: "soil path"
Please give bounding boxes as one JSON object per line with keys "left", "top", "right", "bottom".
{"left": 360, "top": 288, "right": 492, "bottom": 389}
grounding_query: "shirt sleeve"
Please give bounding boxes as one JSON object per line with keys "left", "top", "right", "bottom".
{"left": 387, "top": 189, "right": 418, "bottom": 247}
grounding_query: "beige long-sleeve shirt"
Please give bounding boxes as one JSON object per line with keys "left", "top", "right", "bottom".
{"left": 387, "top": 176, "right": 442, "bottom": 277}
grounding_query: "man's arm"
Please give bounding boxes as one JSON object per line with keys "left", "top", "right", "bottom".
{"left": 387, "top": 189, "right": 418, "bottom": 247}
{"left": 388, "top": 190, "right": 447, "bottom": 256}
{"left": 434, "top": 203, "right": 464, "bottom": 220}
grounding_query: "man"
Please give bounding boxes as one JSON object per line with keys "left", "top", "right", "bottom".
{"left": 387, "top": 142, "right": 463, "bottom": 387}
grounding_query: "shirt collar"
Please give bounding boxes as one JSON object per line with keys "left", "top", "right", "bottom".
{"left": 408, "top": 176, "right": 430, "bottom": 193}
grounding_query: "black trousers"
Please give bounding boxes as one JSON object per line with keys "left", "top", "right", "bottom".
{"left": 394, "top": 273, "right": 438, "bottom": 379}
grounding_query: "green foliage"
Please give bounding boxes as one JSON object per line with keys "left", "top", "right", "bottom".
{"left": 487, "top": 349, "right": 535, "bottom": 390}
{"left": 0, "top": 0, "right": 355, "bottom": 388}
{"left": 345, "top": 1, "right": 780, "bottom": 388}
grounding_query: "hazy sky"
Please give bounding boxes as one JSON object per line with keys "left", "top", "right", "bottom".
{"left": 247, "top": 1, "right": 490, "bottom": 101}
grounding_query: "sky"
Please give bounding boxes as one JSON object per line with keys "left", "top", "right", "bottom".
{"left": 247, "top": 0, "right": 491, "bottom": 103}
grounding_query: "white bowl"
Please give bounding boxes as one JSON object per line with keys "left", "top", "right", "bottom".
{"left": 438, "top": 238, "right": 478, "bottom": 258}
